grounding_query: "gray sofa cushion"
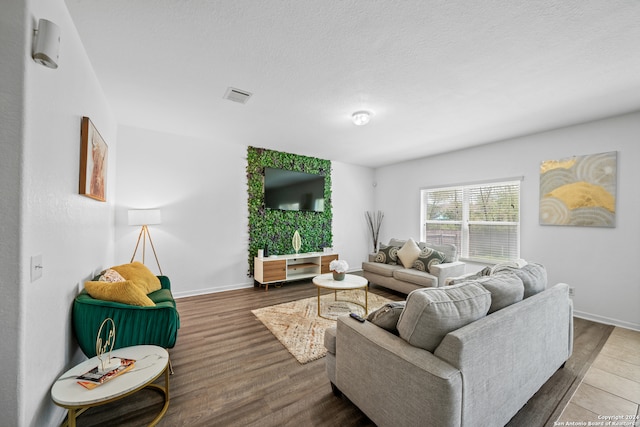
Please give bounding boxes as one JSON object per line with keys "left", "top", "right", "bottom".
{"left": 362, "top": 261, "right": 403, "bottom": 277}
{"left": 392, "top": 268, "right": 437, "bottom": 288}
{"left": 474, "top": 272, "right": 524, "bottom": 313}
{"left": 366, "top": 301, "right": 406, "bottom": 334}
{"left": 388, "top": 238, "right": 409, "bottom": 247}
{"left": 494, "top": 263, "right": 547, "bottom": 298}
{"left": 397, "top": 282, "right": 491, "bottom": 352}
{"left": 517, "top": 263, "right": 547, "bottom": 298}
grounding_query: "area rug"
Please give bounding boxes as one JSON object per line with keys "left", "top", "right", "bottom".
{"left": 252, "top": 290, "right": 392, "bottom": 364}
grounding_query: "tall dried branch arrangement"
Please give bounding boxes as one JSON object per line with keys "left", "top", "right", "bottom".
{"left": 365, "top": 210, "right": 384, "bottom": 252}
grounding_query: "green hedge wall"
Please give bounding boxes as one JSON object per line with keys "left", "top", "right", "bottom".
{"left": 247, "top": 146, "right": 332, "bottom": 275}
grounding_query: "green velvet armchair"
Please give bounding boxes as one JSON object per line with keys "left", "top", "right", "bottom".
{"left": 73, "top": 275, "right": 180, "bottom": 358}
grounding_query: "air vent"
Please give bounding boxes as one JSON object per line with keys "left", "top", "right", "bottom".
{"left": 224, "top": 87, "right": 252, "bottom": 104}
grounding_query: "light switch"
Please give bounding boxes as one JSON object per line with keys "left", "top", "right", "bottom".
{"left": 31, "top": 254, "right": 43, "bottom": 282}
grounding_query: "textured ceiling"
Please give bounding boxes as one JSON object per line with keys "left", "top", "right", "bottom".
{"left": 65, "top": 0, "right": 640, "bottom": 168}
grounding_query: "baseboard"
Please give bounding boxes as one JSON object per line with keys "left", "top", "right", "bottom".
{"left": 173, "top": 270, "right": 367, "bottom": 299}
{"left": 173, "top": 281, "right": 255, "bottom": 299}
{"left": 573, "top": 310, "right": 640, "bottom": 332}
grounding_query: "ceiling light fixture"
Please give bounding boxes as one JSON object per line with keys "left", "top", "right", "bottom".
{"left": 352, "top": 111, "right": 371, "bottom": 126}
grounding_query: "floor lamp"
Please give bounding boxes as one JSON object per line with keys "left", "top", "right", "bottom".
{"left": 128, "top": 209, "right": 163, "bottom": 275}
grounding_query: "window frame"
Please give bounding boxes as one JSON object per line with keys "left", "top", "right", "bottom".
{"left": 420, "top": 178, "right": 522, "bottom": 264}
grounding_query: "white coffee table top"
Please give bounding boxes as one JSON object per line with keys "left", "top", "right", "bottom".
{"left": 312, "top": 273, "right": 368, "bottom": 290}
{"left": 51, "top": 345, "right": 168, "bottom": 407}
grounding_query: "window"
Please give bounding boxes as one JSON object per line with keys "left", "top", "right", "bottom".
{"left": 420, "top": 179, "right": 521, "bottom": 263}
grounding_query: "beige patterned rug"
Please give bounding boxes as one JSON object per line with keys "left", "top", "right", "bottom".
{"left": 252, "top": 289, "right": 392, "bottom": 364}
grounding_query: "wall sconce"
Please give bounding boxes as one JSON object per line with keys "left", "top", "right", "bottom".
{"left": 128, "top": 209, "right": 163, "bottom": 275}
{"left": 352, "top": 110, "right": 372, "bottom": 126}
{"left": 33, "top": 18, "right": 60, "bottom": 69}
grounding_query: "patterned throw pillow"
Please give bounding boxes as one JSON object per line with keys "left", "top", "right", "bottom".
{"left": 412, "top": 247, "right": 446, "bottom": 273}
{"left": 374, "top": 245, "right": 401, "bottom": 265}
{"left": 367, "top": 301, "right": 406, "bottom": 334}
{"left": 98, "top": 268, "right": 126, "bottom": 283}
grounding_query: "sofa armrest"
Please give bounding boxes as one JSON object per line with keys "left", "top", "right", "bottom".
{"left": 367, "top": 253, "right": 377, "bottom": 262}
{"left": 335, "top": 316, "right": 462, "bottom": 427}
{"left": 429, "top": 261, "right": 465, "bottom": 287}
{"left": 158, "top": 275, "right": 171, "bottom": 290}
{"left": 433, "top": 283, "right": 573, "bottom": 426}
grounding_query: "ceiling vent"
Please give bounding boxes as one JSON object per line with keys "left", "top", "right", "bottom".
{"left": 223, "top": 87, "right": 252, "bottom": 104}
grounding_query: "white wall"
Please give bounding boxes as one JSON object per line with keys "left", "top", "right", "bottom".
{"left": 374, "top": 111, "right": 640, "bottom": 330}
{"left": 114, "top": 126, "right": 251, "bottom": 296}
{"left": 330, "top": 161, "right": 376, "bottom": 270}
{"left": 0, "top": 0, "right": 117, "bottom": 425}
{"left": 0, "top": 2, "right": 27, "bottom": 425}
{"left": 114, "top": 127, "right": 376, "bottom": 295}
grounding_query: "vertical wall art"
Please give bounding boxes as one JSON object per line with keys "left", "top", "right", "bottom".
{"left": 79, "top": 116, "right": 108, "bottom": 202}
{"left": 539, "top": 151, "right": 617, "bottom": 227}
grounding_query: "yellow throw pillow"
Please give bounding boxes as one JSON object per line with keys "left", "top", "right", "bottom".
{"left": 110, "top": 261, "right": 161, "bottom": 294}
{"left": 85, "top": 280, "right": 155, "bottom": 307}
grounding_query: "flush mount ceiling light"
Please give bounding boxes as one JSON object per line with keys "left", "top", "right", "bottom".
{"left": 352, "top": 110, "right": 371, "bottom": 126}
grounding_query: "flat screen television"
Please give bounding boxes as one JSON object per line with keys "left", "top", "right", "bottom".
{"left": 264, "top": 167, "right": 325, "bottom": 212}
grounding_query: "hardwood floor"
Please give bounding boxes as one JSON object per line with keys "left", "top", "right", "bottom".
{"left": 72, "top": 282, "right": 612, "bottom": 427}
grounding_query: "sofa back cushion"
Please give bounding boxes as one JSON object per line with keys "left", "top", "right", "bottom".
{"left": 397, "top": 282, "right": 491, "bottom": 352}
{"left": 492, "top": 262, "right": 547, "bottom": 298}
{"left": 474, "top": 272, "right": 524, "bottom": 313}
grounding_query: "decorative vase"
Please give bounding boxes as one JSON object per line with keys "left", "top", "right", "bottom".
{"left": 332, "top": 271, "right": 345, "bottom": 281}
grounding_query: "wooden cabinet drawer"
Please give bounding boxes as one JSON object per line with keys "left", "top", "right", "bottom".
{"left": 321, "top": 254, "right": 339, "bottom": 274}
{"left": 256, "top": 259, "right": 286, "bottom": 283}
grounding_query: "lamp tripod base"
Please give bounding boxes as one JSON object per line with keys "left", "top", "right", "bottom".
{"left": 130, "top": 225, "right": 163, "bottom": 275}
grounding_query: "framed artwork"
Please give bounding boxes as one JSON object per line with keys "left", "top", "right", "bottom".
{"left": 79, "top": 116, "right": 108, "bottom": 202}
{"left": 539, "top": 151, "right": 617, "bottom": 227}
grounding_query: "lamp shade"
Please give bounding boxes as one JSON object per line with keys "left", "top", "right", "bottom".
{"left": 128, "top": 209, "right": 161, "bottom": 226}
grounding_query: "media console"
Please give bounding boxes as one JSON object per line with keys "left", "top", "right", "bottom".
{"left": 254, "top": 252, "right": 339, "bottom": 291}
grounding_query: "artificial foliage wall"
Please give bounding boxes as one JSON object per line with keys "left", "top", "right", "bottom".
{"left": 247, "top": 146, "right": 332, "bottom": 275}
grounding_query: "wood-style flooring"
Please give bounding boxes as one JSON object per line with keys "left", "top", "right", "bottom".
{"left": 68, "top": 281, "right": 613, "bottom": 427}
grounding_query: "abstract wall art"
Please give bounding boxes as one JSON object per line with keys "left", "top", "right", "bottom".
{"left": 79, "top": 116, "right": 108, "bottom": 202}
{"left": 539, "top": 151, "right": 617, "bottom": 227}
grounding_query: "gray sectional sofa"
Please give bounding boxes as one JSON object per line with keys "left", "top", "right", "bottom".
{"left": 325, "top": 267, "right": 573, "bottom": 427}
{"left": 362, "top": 238, "right": 466, "bottom": 293}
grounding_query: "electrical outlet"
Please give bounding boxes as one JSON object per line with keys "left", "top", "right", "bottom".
{"left": 568, "top": 287, "right": 575, "bottom": 297}
{"left": 31, "top": 254, "right": 43, "bottom": 282}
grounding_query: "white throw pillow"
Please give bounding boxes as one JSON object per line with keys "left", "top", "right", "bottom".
{"left": 397, "top": 238, "right": 421, "bottom": 268}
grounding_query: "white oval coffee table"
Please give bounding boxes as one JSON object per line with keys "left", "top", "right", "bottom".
{"left": 312, "top": 273, "right": 369, "bottom": 320}
{"left": 51, "top": 345, "right": 169, "bottom": 427}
